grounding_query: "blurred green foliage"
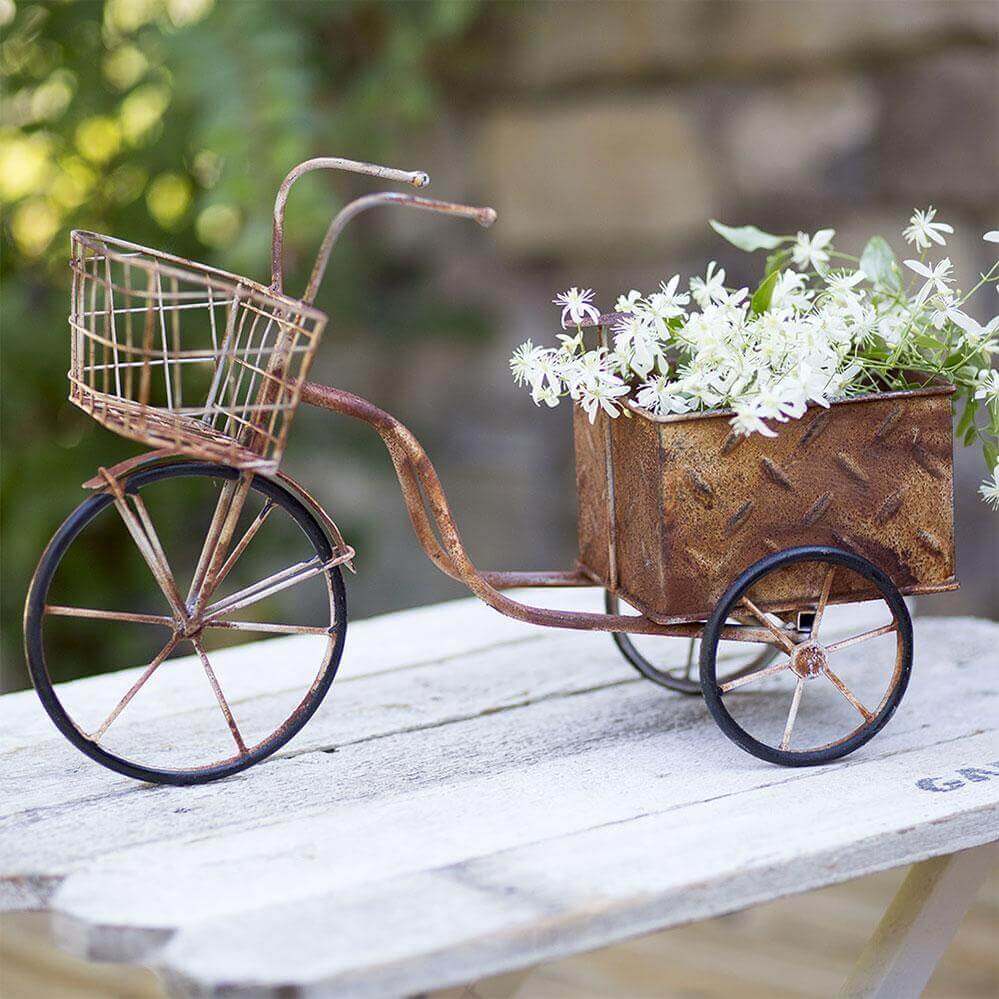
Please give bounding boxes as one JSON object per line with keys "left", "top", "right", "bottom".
{"left": 1, "top": 0, "right": 489, "bottom": 689}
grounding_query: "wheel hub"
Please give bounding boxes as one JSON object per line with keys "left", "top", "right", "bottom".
{"left": 178, "top": 616, "right": 204, "bottom": 640}
{"left": 790, "top": 640, "right": 828, "bottom": 679}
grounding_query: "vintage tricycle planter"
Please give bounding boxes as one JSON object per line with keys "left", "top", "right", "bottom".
{"left": 25, "top": 157, "right": 958, "bottom": 784}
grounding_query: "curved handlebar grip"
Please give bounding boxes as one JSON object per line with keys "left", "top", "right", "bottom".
{"left": 302, "top": 191, "right": 498, "bottom": 306}
{"left": 270, "top": 157, "right": 430, "bottom": 294}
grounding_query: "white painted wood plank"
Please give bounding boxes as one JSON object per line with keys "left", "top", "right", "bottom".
{"left": 152, "top": 731, "right": 999, "bottom": 997}
{"left": 1, "top": 600, "right": 995, "bottom": 998}
{"left": 3, "top": 616, "right": 991, "bottom": 885}
{"left": 840, "top": 844, "right": 998, "bottom": 997}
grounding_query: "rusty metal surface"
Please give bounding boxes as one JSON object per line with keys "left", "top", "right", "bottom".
{"left": 299, "top": 380, "right": 782, "bottom": 645}
{"left": 69, "top": 157, "right": 495, "bottom": 477}
{"left": 270, "top": 157, "right": 429, "bottom": 297}
{"left": 575, "top": 380, "right": 958, "bottom": 624}
{"left": 68, "top": 230, "right": 326, "bottom": 472}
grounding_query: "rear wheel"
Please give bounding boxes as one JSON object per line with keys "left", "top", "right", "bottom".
{"left": 605, "top": 591, "right": 781, "bottom": 695}
{"left": 24, "top": 461, "right": 348, "bottom": 785}
{"left": 699, "top": 546, "right": 912, "bottom": 766}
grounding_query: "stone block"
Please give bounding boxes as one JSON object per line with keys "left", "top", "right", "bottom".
{"left": 474, "top": 98, "right": 717, "bottom": 257}
{"left": 721, "top": 76, "right": 878, "bottom": 198}
{"left": 878, "top": 51, "right": 999, "bottom": 208}
{"left": 501, "top": 0, "right": 998, "bottom": 88}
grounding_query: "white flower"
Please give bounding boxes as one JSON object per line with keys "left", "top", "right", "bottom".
{"left": 530, "top": 350, "right": 562, "bottom": 392}
{"left": 553, "top": 287, "right": 600, "bottom": 328}
{"left": 825, "top": 269, "right": 866, "bottom": 296}
{"left": 927, "top": 291, "right": 962, "bottom": 330}
{"left": 556, "top": 330, "right": 585, "bottom": 355}
{"left": 563, "top": 348, "right": 612, "bottom": 398}
{"left": 791, "top": 229, "right": 834, "bottom": 272}
{"left": 640, "top": 275, "right": 690, "bottom": 334}
{"left": 950, "top": 311, "right": 999, "bottom": 348}
{"left": 689, "top": 262, "right": 726, "bottom": 308}
{"left": 635, "top": 375, "right": 691, "bottom": 416}
{"left": 509, "top": 339, "right": 546, "bottom": 387}
{"left": 730, "top": 398, "right": 778, "bottom": 438}
{"left": 980, "top": 466, "right": 999, "bottom": 510}
{"left": 614, "top": 290, "right": 643, "bottom": 313}
{"left": 984, "top": 231, "right": 999, "bottom": 243}
{"left": 531, "top": 384, "right": 561, "bottom": 408}
{"left": 877, "top": 312, "right": 908, "bottom": 346}
{"left": 973, "top": 369, "right": 999, "bottom": 406}
{"left": 770, "top": 269, "right": 812, "bottom": 310}
{"left": 903, "top": 206, "right": 953, "bottom": 250}
{"left": 904, "top": 257, "right": 954, "bottom": 304}
{"left": 579, "top": 377, "right": 629, "bottom": 423}
{"left": 657, "top": 274, "right": 690, "bottom": 310}
{"left": 612, "top": 314, "right": 665, "bottom": 378}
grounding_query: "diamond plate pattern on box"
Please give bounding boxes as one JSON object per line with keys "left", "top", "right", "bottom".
{"left": 574, "top": 384, "right": 957, "bottom": 624}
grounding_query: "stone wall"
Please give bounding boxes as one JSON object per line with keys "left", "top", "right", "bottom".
{"left": 296, "top": 0, "right": 998, "bottom": 622}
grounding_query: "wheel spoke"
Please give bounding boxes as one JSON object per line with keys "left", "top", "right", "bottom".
{"left": 811, "top": 565, "right": 836, "bottom": 640}
{"left": 739, "top": 597, "right": 797, "bottom": 653}
{"left": 720, "top": 646, "right": 780, "bottom": 684}
{"left": 105, "top": 486, "right": 188, "bottom": 622}
{"left": 203, "top": 620, "right": 336, "bottom": 636}
{"left": 128, "top": 492, "right": 186, "bottom": 613}
{"left": 823, "top": 665, "right": 874, "bottom": 721}
{"left": 213, "top": 500, "right": 274, "bottom": 591}
{"left": 191, "top": 637, "right": 247, "bottom": 754}
{"left": 719, "top": 658, "right": 789, "bottom": 692}
{"left": 824, "top": 623, "right": 897, "bottom": 656}
{"left": 780, "top": 677, "right": 806, "bottom": 751}
{"left": 45, "top": 605, "right": 174, "bottom": 627}
{"left": 201, "top": 556, "right": 331, "bottom": 623}
{"left": 187, "top": 478, "right": 239, "bottom": 605}
{"left": 91, "top": 635, "right": 179, "bottom": 742}
{"left": 188, "top": 473, "right": 254, "bottom": 617}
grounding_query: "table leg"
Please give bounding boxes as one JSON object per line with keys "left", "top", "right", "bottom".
{"left": 840, "top": 843, "right": 997, "bottom": 997}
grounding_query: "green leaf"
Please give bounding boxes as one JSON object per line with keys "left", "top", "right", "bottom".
{"left": 956, "top": 397, "right": 978, "bottom": 440}
{"left": 750, "top": 270, "right": 780, "bottom": 315}
{"left": 709, "top": 220, "right": 786, "bottom": 252}
{"left": 860, "top": 236, "right": 901, "bottom": 290}
{"left": 764, "top": 248, "right": 792, "bottom": 278}
{"left": 984, "top": 441, "right": 998, "bottom": 469}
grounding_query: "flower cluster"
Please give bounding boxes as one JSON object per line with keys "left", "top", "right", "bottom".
{"left": 511, "top": 211, "right": 999, "bottom": 507}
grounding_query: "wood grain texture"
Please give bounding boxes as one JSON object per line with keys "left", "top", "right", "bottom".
{"left": 1, "top": 590, "right": 996, "bottom": 997}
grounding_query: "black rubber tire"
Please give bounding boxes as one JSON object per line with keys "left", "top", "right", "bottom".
{"left": 699, "top": 546, "right": 912, "bottom": 767}
{"left": 605, "top": 590, "right": 779, "bottom": 695}
{"left": 24, "top": 461, "right": 348, "bottom": 786}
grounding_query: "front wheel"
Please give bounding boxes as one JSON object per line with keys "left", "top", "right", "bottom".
{"left": 699, "top": 546, "right": 912, "bottom": 767}
{"left": 24, "top": 461, "right": 348, "bottom": 785}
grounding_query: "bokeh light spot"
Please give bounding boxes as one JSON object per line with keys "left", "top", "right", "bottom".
{"left": 146, "top": 171, "right": 191, "bottom": 227}
{"left": 196, "top": 203, "right": 240, "bottom": 247}
{"left": 75, "top": 115, "right": 122, "bottom": 163}
{"left": 11, "top": 197, "right": 61, "bottom": 256}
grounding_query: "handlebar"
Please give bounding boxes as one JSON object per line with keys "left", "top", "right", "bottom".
{"left": 270, "top": 157, "right": 430, "bottom": 296}
{"left": 301, "top": 191, "right": 497, "bottom": 306}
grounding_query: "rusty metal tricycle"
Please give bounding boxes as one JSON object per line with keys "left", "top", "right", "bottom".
{"left": 25, "top": 157, "right": 959, "bottom": 784}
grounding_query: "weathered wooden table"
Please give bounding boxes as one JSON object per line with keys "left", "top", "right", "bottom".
{"left": 1, "top": 590, "right": 996, "bottom": 997}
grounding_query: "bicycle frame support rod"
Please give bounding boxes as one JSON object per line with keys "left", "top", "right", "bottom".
{"left": 299, "top": 380, "right": 778, "bottom": 646}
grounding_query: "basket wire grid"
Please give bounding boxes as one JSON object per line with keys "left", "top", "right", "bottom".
{"left": 68, "top": 231, "right": 327, "bottom": 472}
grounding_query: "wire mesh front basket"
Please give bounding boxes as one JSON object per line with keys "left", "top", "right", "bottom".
{"left": 68, "top": 231, "right": 327, "bottom": 472}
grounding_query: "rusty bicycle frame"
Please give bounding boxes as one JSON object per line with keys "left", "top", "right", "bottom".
{"left": 85, "top": 156, "right": 784, "bottom": 651}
